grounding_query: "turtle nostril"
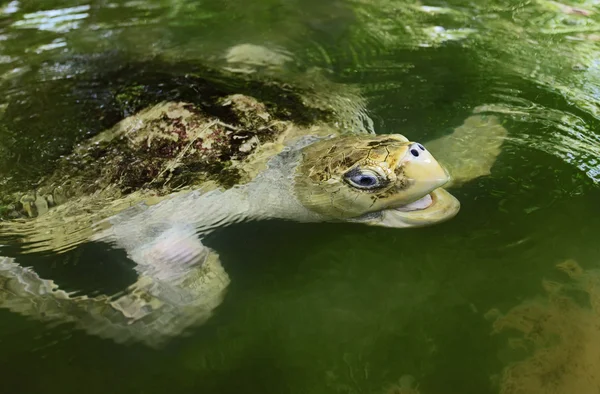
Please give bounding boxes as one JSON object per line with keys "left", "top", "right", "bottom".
{"left": 410, "top": 148, "right": 420, "bottom": 157}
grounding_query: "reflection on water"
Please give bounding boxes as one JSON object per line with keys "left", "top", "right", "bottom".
{"left": 0, "top": 0, "right": 599, "bottom": 393}
{"left": 474, "top": 98, "right": 600, "bottom": 182}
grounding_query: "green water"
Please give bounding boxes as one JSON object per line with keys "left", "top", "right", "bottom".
{"left": 2, "top": 0, "right": 600, "bottom": 393}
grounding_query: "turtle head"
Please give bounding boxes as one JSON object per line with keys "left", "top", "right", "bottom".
{"left": 294, "top": 134, "right": 460, "bottom": 228}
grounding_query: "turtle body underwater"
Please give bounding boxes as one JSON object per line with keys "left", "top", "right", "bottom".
{"left": 0, "top": 48, "right": 507, "bottom": 347}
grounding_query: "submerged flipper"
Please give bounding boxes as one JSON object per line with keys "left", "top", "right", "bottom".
{"left": 0, "top": 228, "right": 230, "bottom": 347}
{"left": 425, "top": 114, "right": 507, "bottom": 188}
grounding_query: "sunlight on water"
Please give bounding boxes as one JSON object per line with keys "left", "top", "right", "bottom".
{"left": 12, "top": 5, "right": 90, "bottom": 33}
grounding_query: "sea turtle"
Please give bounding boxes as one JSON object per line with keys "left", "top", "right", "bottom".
{"left": 0, "top": 53, "right": 507, "bottom": 348}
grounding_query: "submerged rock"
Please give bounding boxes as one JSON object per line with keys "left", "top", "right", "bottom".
{"left": 490, "top": 259, "right": 600, "bottom": 394}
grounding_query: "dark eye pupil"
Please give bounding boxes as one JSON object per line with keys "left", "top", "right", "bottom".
{"left": 359, "top": 176, "right": 375, "bottom": 186}
{"left": 345, "top": 168, "right": 381, "bottom": 189}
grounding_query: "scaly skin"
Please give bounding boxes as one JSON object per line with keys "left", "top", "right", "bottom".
{"left": 0, "top": 114, "right": 506, "bottom": 347}
{"left": 0, "top": 48, "right": 507, "bottom": 347}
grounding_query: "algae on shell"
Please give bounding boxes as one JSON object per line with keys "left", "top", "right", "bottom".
{"left": 1, "top": 94, "right": 334, "bottom": 221}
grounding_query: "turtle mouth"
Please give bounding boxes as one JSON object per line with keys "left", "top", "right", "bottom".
{"left": 351, "top": 188, "right": 460, "bottom": 228}
{"left": 393, "top": 193, "right": 434, "bottom": 212}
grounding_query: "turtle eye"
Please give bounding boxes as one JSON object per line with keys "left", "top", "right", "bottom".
{"left": 344, "top": 169, "right": 383, "bottom": 190}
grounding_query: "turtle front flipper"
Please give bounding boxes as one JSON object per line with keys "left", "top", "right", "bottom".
{"left": 0, "top": 236, "right": 230, "bottom": 347}
{"left": 424, "top": 114, "right": 507, "bottom": 188}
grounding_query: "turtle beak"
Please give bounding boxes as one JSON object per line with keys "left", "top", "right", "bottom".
{"left": 397, "top": 142, "right": 450, "bottom": 203}
{"left": 348, "top": 188, "right": 461, "bottom": 229}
